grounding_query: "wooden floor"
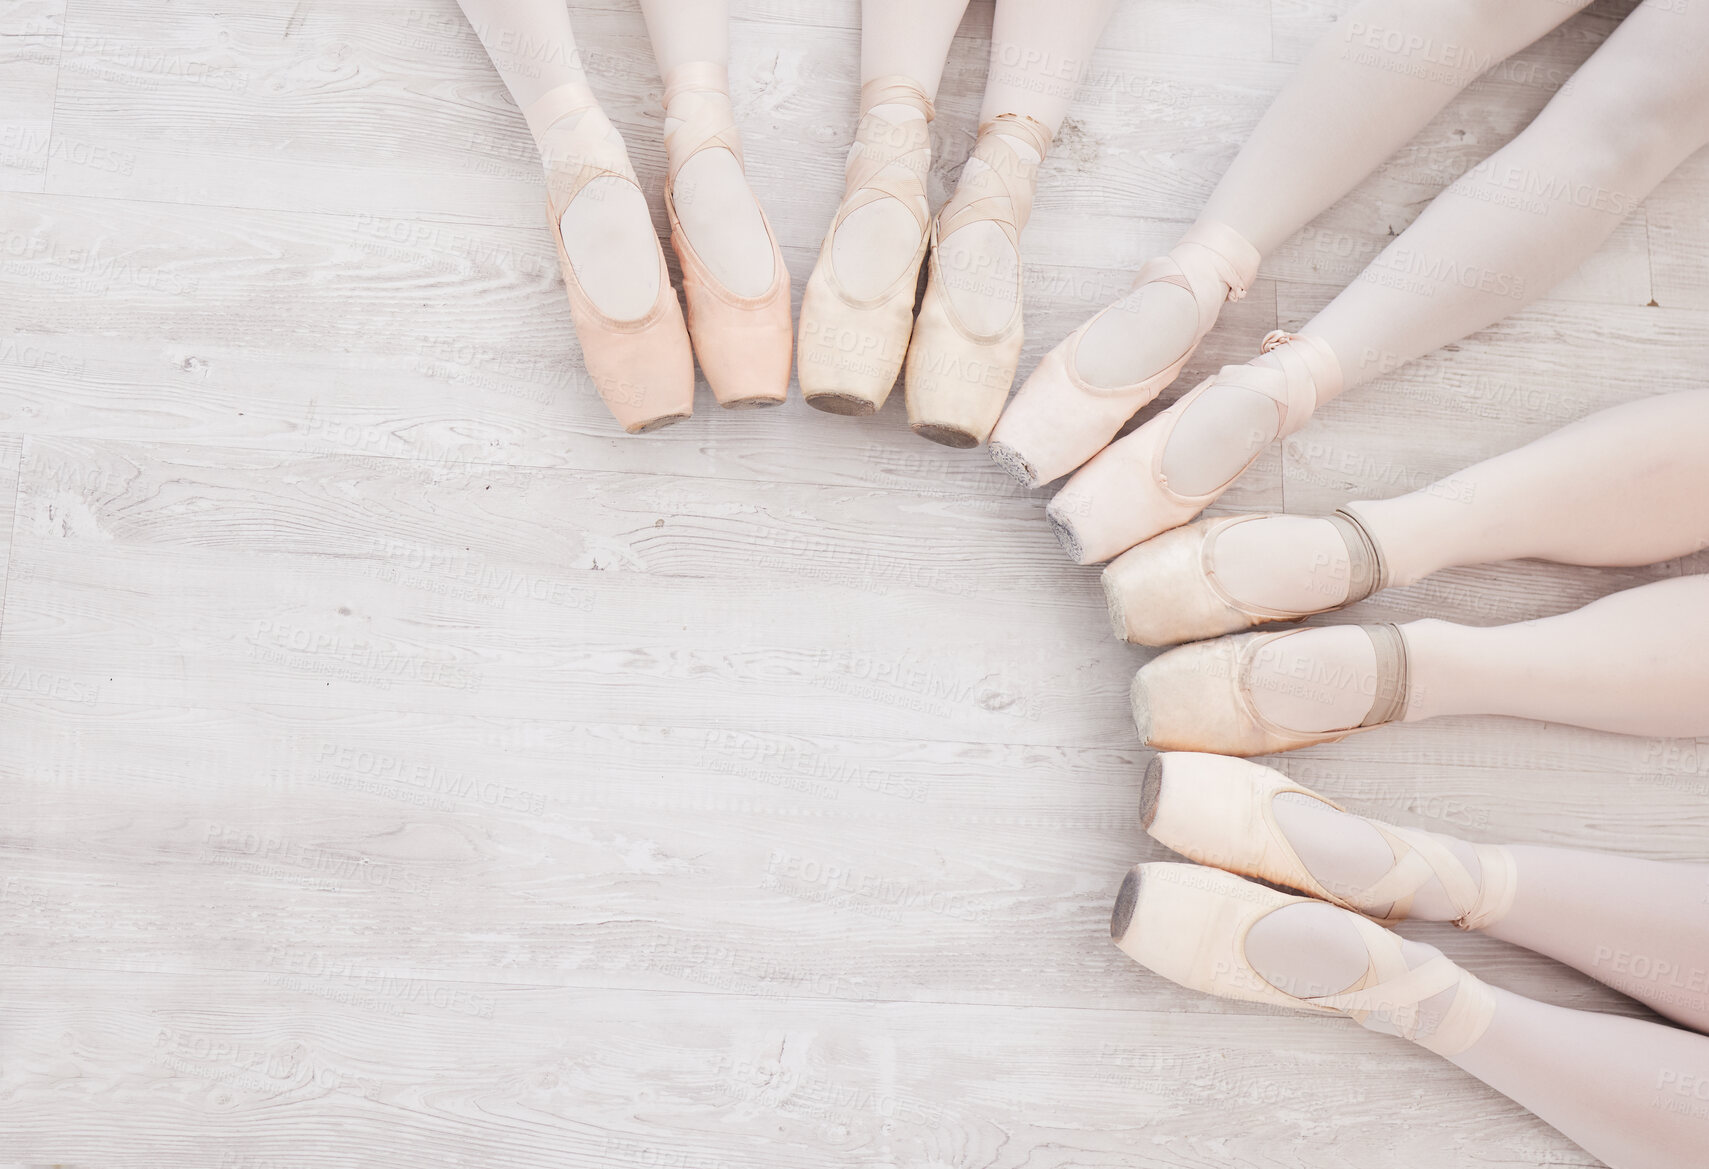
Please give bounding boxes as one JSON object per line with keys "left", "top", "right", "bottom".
{"left": 3, "top": 1, "right": 1706, "bottom": 1165}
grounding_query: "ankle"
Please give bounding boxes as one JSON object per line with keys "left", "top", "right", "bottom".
{"left": 662, "top": 62, "right": 737, "bottom": 178}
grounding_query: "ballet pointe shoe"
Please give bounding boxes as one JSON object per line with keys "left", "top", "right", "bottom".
{"left": 1140, "top": 752, "right": 1519, "bottom": 930}
{"left": 989, "top": 220, "right": 1260, "bottom": 488}
{"left": 1046, "top": 331, "right": 1342, "bottom": 565}
{"left": 1110, "top": 862, "right": 1497, "bottom": 1057}
{"left": 797, "top": 76, "right": 934, "bottom": 416}
{"left": 531, "top": 86, "right": 694, "bottom": 434}
{"left": 661, "top": 64, "right": 792, "bottom": 409}
{"left": 1130, "top": 623, "right": 1410, "bottom": 756}
{"left": 903, "top": 114, "right": 1053, "bottom": 449}
{"left": 1103, "top": 506, "right": 1387, "bottom": 646}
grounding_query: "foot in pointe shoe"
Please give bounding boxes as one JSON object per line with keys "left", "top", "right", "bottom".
{"left": 661, "top": 63, "right": 792, "bottom": 409}
{"left": 531, "top": 85, "right": 694, "bottom": 434}
{"left": 1139, "top": 752, "right": 1518, "bottom": 929}
{"left": 902, "top": 114, "right": 1052, "bottom": 449}
{"left": 1103, "top": 505, "right": 1388, "bottom": 646}
{"left": 1130, "top": 623, "right": 1411, "bottom": 756}
{"left": 988, "top": 220, "right": 1260, "bottom": 488}
{"left": 1110, "top": 862, "right": 1497, "bottom": 1057}
{"left": 797, "top": 76, "right": 934, "bottom": 416}
{"left": 1044, "top": 331, "right": 1342, "bottom": 565}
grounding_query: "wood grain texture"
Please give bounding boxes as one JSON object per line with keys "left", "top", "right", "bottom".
{"left": 1, "top": 1, "right": 1705, "bottom": 1166}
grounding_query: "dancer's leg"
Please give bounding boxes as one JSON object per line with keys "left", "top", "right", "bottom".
{"left": 796, "top": 0, "right": 969, "bottom": 412}
{"left": 990, "top": 0, "right": 1589, "bottom": 487}
{"left": 1489, "top": 846, "right": 1709, "bottom": 1035}
{"left": 1454, "top": 991, "right": 1709, "bottom": 1169}
{"left": 638, "top": 0, "right": 772, "bottom": 295}
{"left": 457, "top": 0, "right": 693, "bottom": 431}
{"left": 1143, "top": 752, "right": 1709, "bottom": 1032}
{"left": 1117, "top": 863, "right": 1709, "bottom": 1169}
{"left": 847, "top": 0, "right": 968, "bottom": 284}
{"left": 905, "top": 0, "right": 1117, "bottom": 447}
{"left": 457, "top": 0, "right": 657, "bottom": 319}
{"left": 1050, "top": 0, "right": 1709, "bottom": 563}
{"left": 1131, "top": 576, "right": 1709, "bottom": 755}
{"left": 1311, "top": 0, "right": 1709, "bottom": 388}
{"left": 1402, "top": 574, "right": 1709, "bottom": 733}
{"left": 640, "top": 0, "right": 792, "bottom": 407}
{"left": 1193, "top": 390, "right": 1709, "bottom": 620}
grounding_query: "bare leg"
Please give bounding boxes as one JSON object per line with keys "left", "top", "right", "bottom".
{"left": 990, "top": 0, "right": 1590, "bottom": 488}
{"left": 1105, "top": 391, "right": 1709, "bottom": 647}
{"left": 1049, "top": 0, "right": 1709, "bottom": 564}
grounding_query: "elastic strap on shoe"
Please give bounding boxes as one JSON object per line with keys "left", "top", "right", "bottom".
{"left": 1327, "top": 506, "right": 1389, "bottom": 603}
{"left": 1359, "top": 622, "right": 1410, "bottom": 728}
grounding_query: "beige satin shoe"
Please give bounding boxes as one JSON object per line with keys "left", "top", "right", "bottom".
{"left": 989, "top": 219, "right": 1260, "bottom": 488}
{"left": 530, "top": 86, "right": 694, "bottom": 434}
{"left": 903, "top": 113, "right": 1053, "bottom": 449}
{"left": 661, "top": 64, "right": 791, "bottom": 409}
{"left": 1141, "top": 752, "right": 1518, "bottom": 930}
{"left": 1103, "top": 506, "right": 1388, "bottom": 646}
{"left": 1130, "top": 623, "right": 1411, "bottom": 755}
{"left": 1111, "top": 862, "right": 1496, "bottom": 1057}
{"left": 1047, "top": 331, "right": 1342, "bottom": 565}
{"left": 797, "top": 76, "right": 934, "bottom": 416}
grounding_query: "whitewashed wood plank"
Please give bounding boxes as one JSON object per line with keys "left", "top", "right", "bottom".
{"left": 0, "top": 34, "right": 59, "bottom": 192}
{"left": 0, "top": 970, "right": 1592, "bottom": 1169}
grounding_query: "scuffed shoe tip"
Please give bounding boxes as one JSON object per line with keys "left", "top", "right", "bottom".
{"left": 628, "top": 411, "right": 692, "bottom": 434}
{"left": 1101, "top": 565, "right": 1128, "bottom": 641}
{"left": 913, "top": 422, "right": 981, "bottom": 450}
{"left": 1129, "top": 670, "right": 1152, "bottom": 746}
{"left": 721, "top": 394, "right": 786, "bottom": 410}
{"left": 805, "top": 392, "right": 880, "bottom": 417}
{"left": 1139, "top": 755, "right": 1163, "bottom": 830}
{"left": 1047, "top": 507, "right": 1084, "bottom": 563}
{"left": 988, "top": 440, "right": 1039, "bottom": 488}
{"left": 1110, "top": 865, "right": 1141, "bottom": 942}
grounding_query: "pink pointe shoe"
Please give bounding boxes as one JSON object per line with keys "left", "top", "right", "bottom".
{"left": 661, "top": 63, "right": 792, "bottom": 409}
{"left": 989, "top": 220, "right": 1260, "bottom": 488}
{"left": 531, "top": 86, "right": 694, "bottom": 434}
{"left": 1046, "top": 330, "right": 1342, "bottom": 565}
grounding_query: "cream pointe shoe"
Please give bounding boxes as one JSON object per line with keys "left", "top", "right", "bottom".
{"left": 797, "top": 76, "right": 934, "bottom": 415}
{"left": 1141, "top": 752, "right": 1518, "bottom": 930}
{"left": 903, "top": 114, "right": 1053, "bottom": 449}
{"left": 1131, "top": 623, "right": 1410, "bottom": 756}
{"left": 1104, "top": 506, "right": 1388, "bottom": 646}
{"left": 1046, "top": 331, "right": 1342, "bottom": 565}
{"left": 1111, "top": 862, "right": 1496, "bottom": 1058}
{"left": 531, "top": 86, "right": 694, "bottom": 434}
{"left": 661, "top": 64, "right": 792, "bottom": 409}
{"left": 989, "top": 220, "right": 1260, "bottom": 488}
